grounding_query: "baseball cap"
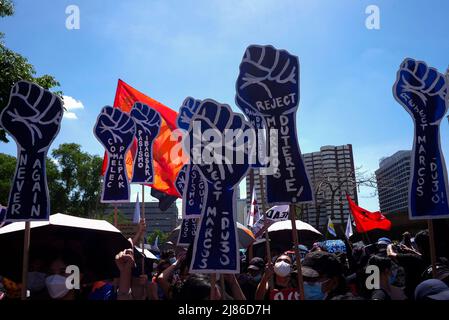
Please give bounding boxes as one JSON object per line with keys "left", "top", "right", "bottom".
{"left": 377, "top": 237, "right": 392, "bottom": 246}
{"left": 248, "top": 257, "right": 265, "bottom": 271}
{"left": 415, "top": 279, "right": 449, "bottom": 300}
{"left": 301, "top": 251, "right": 343, "bottom": 279}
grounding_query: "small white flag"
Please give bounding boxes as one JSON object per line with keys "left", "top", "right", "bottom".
{"left": 247, "top": 187, "right": 260, "bottom": 227}
{"left": 133, "top": 193, "right": 141, "bottom": 224}
{"left": 345, "top": 214, "right": 354, "bottom": 239}
{"left": 152, "top": 235, "right": 160, "bottom": 251}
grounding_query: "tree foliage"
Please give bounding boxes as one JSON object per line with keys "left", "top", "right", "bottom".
{"left": 147, "top": 229, "right": 170, "bottom": 246}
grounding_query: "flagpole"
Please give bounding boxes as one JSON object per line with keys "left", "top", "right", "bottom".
{"left": 20, "top": 221, "right": 31, "bottom": 300}
{"left": 289, "top": 205, "right": 305, "bottom": 300}
{"left": 427, "top": 219, "right": 437, "bottom": 278}
{"left": 247, "top": 170, "right": 255, "bottom": 261}
{"left": 220, "top": 274, "right": 226, "bottom": 300}
{"left": 141, "top": 185, "right": 146, "bottom": 280}
{"left": 210, "top": 274, "right": 217, "bottom": 300}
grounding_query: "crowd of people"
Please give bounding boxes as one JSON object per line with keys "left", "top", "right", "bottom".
{"left": 1, "top": 224, "right": 449, "bottom": 301}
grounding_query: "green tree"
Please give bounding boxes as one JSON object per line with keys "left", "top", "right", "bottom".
{"left": 51, "top": 143, "right": 105, "bottom": 217}
{"left": 0, "top": 0, "right": 61, "bottom": 142}
{"left": 102, "top": 210, "right": 131, "bottom": 225}
{"left": 0, "top": 0, "right": 14, "bottom": 17}
{"left": 0, "top": 152, "right": 16, "bottom": 205}
{"left": 147, "top": 229, "right": 170, "bottom": 246}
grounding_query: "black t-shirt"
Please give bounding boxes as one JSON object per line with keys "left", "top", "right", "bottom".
{"left": 395, "top": 253, "right": 428, "bottom": 299}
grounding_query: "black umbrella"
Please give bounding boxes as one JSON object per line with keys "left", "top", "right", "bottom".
{"left": 0, "top": 213, "right": 132, "bottom": 282}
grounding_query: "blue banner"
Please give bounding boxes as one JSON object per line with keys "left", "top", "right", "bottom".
{"left": 174, "top": 165, "right": 198, "bottom": 246}
{"left": 177, "top": 218, "right": 197, "bottom": 247}
{"left": 177, "top": 97, "right": 206, "bottom": 218}
{"left": 175, "top": 164, "right": 187, "bottom": 195}
{"left": 0, "top": 81, "right": 63, "bottom": 221}
{"left": 182, "top": 165, "right": 206, "bottom": 218}
{"left": 188, "top": 100, "right": 251, "bottom": 273}
{"left": 94, "top": 106, "right": 136, "bottom": 203}
{"left": 236, "top": 45, "right": 313, "bottom": 205}
{"left": 393, "top": 58, "right": 449, "bottom": 219}
{"left": 130, "top": 102, "right": 161, "bottom": 184}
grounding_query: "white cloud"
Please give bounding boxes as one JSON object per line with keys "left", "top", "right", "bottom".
{"left": 63, "top": 95, "right": 84, "bottom": 120}
{"left": 63, "top": 112, "right": 78, "bottom": 119}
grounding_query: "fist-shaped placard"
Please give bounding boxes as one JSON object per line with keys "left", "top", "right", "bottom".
{"left": 0, "top": 81, "right": 63, "bottom": 221}
{"left": 176, "top": 97, "right": 206, "bottom": 218}
{"left": 186, "top": 99, "right": 252, "bottom": 273}
{"left": 130, "top": 102, "right": 161, "bottom": 184}
{"left": 236, "top": 45, "right": 313, "bottom": 205}
{"left": 177, "top": 97, "right": 201, "bottom": 131}
{"left": 393, "top": 58, "right": 449, "bottom": 219}
{"left": 94, "top": 106, "right": 136, "bottom": 203}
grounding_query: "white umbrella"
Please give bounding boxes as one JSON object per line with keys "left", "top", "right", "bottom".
{"left": 267, "top": 219, "right": 323, "bottom": 247}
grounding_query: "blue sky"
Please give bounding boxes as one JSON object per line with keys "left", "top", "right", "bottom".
{"left": 1, "top": 0, "right": 449, "bottom": 212}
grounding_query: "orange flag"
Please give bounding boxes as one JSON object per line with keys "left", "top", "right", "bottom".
{"left": 101, "top": 79, "right": 186, "bottom": 197}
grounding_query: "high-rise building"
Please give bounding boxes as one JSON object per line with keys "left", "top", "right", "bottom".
{"left": 375, "top": 150, "right": 411, "bottom": 214}
{"left": 246, "top": 145, "right": 357, "bottom": 230}
{"left": 301, "top": 145, "right": 358, "bottom": 230}
{"left": 106, "top": 201, "right": 178, "bottom": 233}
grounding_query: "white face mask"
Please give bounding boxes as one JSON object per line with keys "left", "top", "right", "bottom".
{"left": 45, "top": 275, "right": 69, "bottom": 299}
{"left": 274, "top": 261, "right": 291, "bottom": 277}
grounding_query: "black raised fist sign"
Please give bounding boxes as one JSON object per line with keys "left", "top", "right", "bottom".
{"left": 176, "top": 97, "right": 206, "bottom": 218}
{"left": 186, "top": 99, "right": 252, "bottom": 273}
{"left": 236, "top": 45, "right": 299, "bottom": 118}
{"left": 130, "top": 102, "right": 161, "bottom": 184}
{"left": 0, "top": 81, "right": 63, "bottom": 220}
{"left": 236, "top": 45, "right": 313, "bottom": 205}
{"left": 393, "top": 58, "right": 449, "bottom": 218}
{"left": 94, "top": 106, "right": 136, "bottom": 202}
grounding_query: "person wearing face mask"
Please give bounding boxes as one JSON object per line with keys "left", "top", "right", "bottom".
{"left": 301, "top": 251, "right": 350, "bottom": 300}
{"left": 45, "top": 257, "right": 77, "bottom": 300}
{"left": 255, "top": 254, "right": 298, "bottom": 300}
{"left": 367, "top": 255, "right": 407, "bottom": 300}
{"left": 27, "top": 257, "right": 48, "bottom": 299}
{"left": 237, "top": 257, "right": 265, "bottom": 300}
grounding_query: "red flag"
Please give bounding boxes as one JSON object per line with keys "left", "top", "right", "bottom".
{"left": 101, "top": 79, "right": 186, "bottom": 197}
{"left": 346, "top": 194, "right": 391, "bottom": 233}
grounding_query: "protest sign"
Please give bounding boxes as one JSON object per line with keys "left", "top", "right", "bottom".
{"left": 129, "top": 102, "right": 161, "bottom": 184}
{"left": 0, "top": 81, "right": 63, "bottom": 221}
{"left": 174, "top": 164, "right": 197, "bottom": 247}
{"left": 188, "top": 100, "right": 252, "bottom": 273}
{"left": 177, "top": 97, "right": 206, "bottom": 218}
{"left": 94, "top": 106, "right": 136, "bottom": 202}
{"left": 393, "top": 58, "right": 449, "bottom": 219}
{"left": 236, "top": 45, "right": 313, "bottom": 205}
{"left": 175, "top": 164, "right": 187, "bottom": 195}
{"left": 252, "top": 205, "right": 289, "bottom": 239}
{"left": 177, "top": 218, "right": 198, "bottom": 247}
